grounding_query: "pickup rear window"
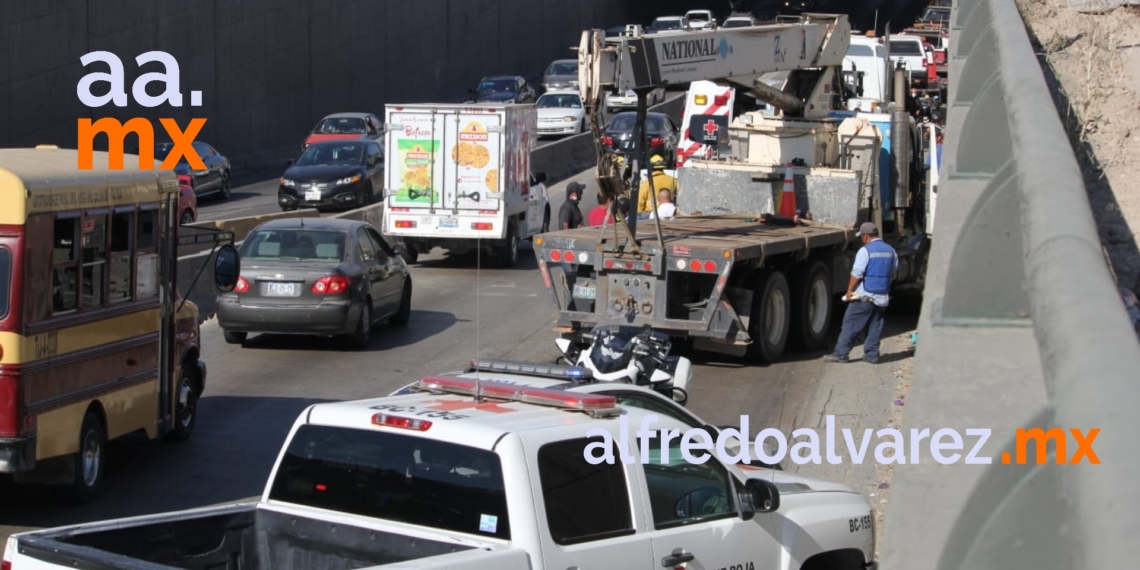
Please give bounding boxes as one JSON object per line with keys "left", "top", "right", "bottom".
{"left": 889, "top": 40, "right": 924, "bottom": 56}
{"left": 268, "top": 425, "right": 511, "bottom": 540}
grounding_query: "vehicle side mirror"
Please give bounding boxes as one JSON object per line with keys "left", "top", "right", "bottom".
{"left": 286, "top": 159, "right": 294, "bottom": 167}
{"left": 468, "top": 88, "right": 478, "bottom": 95}
{"left": 740, "top": 478, "right": 780, "bottom": 514}
{"left": 214, "top": 243, "right": 240, "bottom": 293}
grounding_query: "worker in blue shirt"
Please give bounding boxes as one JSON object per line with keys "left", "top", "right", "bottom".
{"left": 824, "top": 222, "right": 899, "bottom": 364}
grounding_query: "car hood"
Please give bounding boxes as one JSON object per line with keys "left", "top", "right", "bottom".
{"left": 305, "top": 133, "right": 365, "bottom": 145}
{"left": 536, "top": 107, "right": 584, "bottom": 120}
{"left": 734, "top": 466, "right": 860, "bottom": 495}
{"left": 283, "top": 164, "right": 363, "bottom": 182}
{"left": 544, "top": 74, "right": 577, "bottom": 85}
{"left": 476, "top": 91, "right": 519, "bottom": 102}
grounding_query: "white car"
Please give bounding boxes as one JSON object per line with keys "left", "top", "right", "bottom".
{"left": 605, "top": 86, "right": 665, "bottom": 113}
{"left": 649, "top": 15, "right": 688, "bottom": 32}
{"left": 685, "top": 10, "right": 715, "bottom": 29}
{"left": 535, "top": 91, "right": 586, "bottom": 137}
{"left": 721, "top": 15, "right": 757, "bottom": 28}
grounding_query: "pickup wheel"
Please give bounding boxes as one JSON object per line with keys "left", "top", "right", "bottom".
{"left": 745, "top": 270, "right": 791, "bottom": 364}
{"left": 788, "top": 261, "right": 833, "bottom": 351}
{"left": 71, "top": 409, "right": 106, "bottom": 504}
{"left": 165, "top": 364, "right": 200, "bottom": 442}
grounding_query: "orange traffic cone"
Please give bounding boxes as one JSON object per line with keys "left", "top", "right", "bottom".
{"left": 778, "top": 162, "right": 798, "bottom": 217}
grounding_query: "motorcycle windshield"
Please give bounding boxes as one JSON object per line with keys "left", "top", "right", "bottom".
{"left": 590, "top": 331, "right": 636, "bottom": 374}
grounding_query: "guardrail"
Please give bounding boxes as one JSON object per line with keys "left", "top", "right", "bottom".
{"left": 882, "top": 0, "right": 1140, "bottom": 567}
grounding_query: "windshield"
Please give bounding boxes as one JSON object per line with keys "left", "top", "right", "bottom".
{"left": 0, "top": 247, "right": 10, "bottom": 320}
{"left": 314, "top": 117, "right": 367, "bottom": 134}
{"left": 295, "top": 143, "right": 366, "bottom": 167}
{"left": 609, "top": 114, "right": 666, "bottom": 133}
{"left": 537, "top": 93, "right": 582, "bottom": 109}
{"left": 269, "top": 424, "right": 511, "bottom": 540}
{"left": 923, "top": 8, "right": 949, "bottom": 21}
{"left": 241, "top": 229, "right": 347, "bottom": 262}
{"left": 722, "top": 19, "right": 751, "bottom": 28}
{"left": 652, "top": 19, "right": 682, "bottom": 30}
{"left": 687, "top": 12, "right": 710, "bottom": 22}
{"left": 478, "top": 79, "right": 516, "bottom": 94}
{"left": 546, "top": 62, "right": 577, "bottom": 76}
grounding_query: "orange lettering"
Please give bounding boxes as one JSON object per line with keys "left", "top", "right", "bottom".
{"left": 1016, "top": 427, "right": 1066, "bottom": 464}
{"left": 1069, "top": 428, "right": 1100, "bottom": 464}
{"left": 159, "top": 118, "right": 207, "bottom": 170}
{"left": 77, "top": 117, "right": 154, "bottom": 170}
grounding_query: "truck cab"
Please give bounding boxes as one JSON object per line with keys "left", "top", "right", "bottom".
{"left": 5, "top": 374, "right": 878, "bottom": 570}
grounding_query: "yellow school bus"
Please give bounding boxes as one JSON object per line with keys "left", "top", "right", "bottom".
{"left": 0, "top": 146, "right": 239, "bottom": 502}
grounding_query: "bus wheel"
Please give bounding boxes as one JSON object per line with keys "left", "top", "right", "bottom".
{"left": 745, "top": 270, "right": 791, "bottom": 364}
{"left": 166, "top": 365, "right": 199, "bottom": 442}
{"left": 71, "top": 410, "right": 105, "bottom": 504}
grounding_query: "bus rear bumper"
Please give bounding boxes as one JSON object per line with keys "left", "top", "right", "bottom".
{"left": 0, "top": 436, "right": 35, "bottom": 472}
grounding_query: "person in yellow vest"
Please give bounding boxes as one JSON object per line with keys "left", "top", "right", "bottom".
{"left": 637, "top": 155, "right": 677, "bottom": 213}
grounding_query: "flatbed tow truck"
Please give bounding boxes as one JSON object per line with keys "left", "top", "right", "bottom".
{"left": 534, "top": 14, "right": 932, "bottom": 363}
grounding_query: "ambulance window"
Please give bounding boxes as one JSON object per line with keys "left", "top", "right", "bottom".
{"left": 538, "top": 438, "right": 635, "bottom": 545}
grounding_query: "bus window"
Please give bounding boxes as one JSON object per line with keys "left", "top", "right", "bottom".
{"left": 0, "top": 246, "right": 10, "bottom": 320}
{"left": 110, "top": 211, "right": 134, "bottom": 303}
{"left": 136, "top": 209, "right": 159, "bottom": 300}
{"left": 53, "top": 217, "right": 79, "bottom": 314}
{"left": 82, "top": 215, "right": 107, "bottom": 308}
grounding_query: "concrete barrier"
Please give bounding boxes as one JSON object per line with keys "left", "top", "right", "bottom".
{"left": 530, "top": 93, "right": 686, "bottom": 185}
{"left": 181, "top": 208, "right": 319, "bottom": 257}
{"left": 882, "top": 0, "right": 1140, "bottom": 567}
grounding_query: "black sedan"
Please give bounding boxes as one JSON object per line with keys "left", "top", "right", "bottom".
{"left": 469, "top": 75, "right": 536, "bottom": 104}
{"left": 601, "top": 112, "right": 681, "bottom": 164}
{"left": 155, "top": 141, "right": 232, "bottom": 199}
{"left": 279, "top": 140, "right": 384, "bottom": 212}
{"left": 216, "top": 218, "right": 412, "bottom": 349}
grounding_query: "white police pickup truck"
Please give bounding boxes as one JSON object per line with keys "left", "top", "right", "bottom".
{"left": 4, "top": 365, "right": 878, "bottom": 570}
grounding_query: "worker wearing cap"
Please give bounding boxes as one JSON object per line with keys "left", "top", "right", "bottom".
{"left": 637, "top": 155, "right": 677, "bottom": 213}
{"left": 824, "top": 222, "right": 898, "bottom": 364}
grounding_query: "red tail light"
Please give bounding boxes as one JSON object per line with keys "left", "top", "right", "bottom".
{"left": 602, "top": 136, "right": 614, "bottom": 146}
{"left": 2, "top": 559, "right": 11, "bottom": 570}
{"left": 689, "top": 259, "right": 701, "bottom": 271}
{"left": 604, "top": 259, "right": 613, "bottom": 268}
{"left": 395, "top": 220, "right": 416, "bottom": 228}
{"left": 649, "top": 137, "right": 664, "bottom": 147}
{"left": 312, "top": 276, "right": 350, "bottom": 294}
{"left": 704, "top": 260, "right": 717, "bottom": 272}
{"left": 551, "top": 250, "right": 563, "bottom": 261}
{"left": 471, "top": 222, "right": 493, "bottom": 230}
{"left": 234, "top": 276, "right": 250, "bottom": 292}
{"left": 713, "top": 94, "right": 730, "bottom": 106}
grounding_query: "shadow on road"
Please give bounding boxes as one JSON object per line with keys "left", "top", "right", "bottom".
{"left": 0, "top": 395, "right": 329, "bottom": 531}
{"left": 411, "top": 241, "right": 540, "bottom": 271}
{"left": 238, "top": 309, "right": 466, "bottom": 352}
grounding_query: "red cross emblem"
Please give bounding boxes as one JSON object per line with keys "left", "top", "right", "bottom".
{"left": 702, "top": 119, "right": 720, "bottom": 137}
{"left": 423, "top": 399, "right": 516, "bottom": 414}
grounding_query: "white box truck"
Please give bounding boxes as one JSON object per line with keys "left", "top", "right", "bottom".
{"left": 383, "top": 103, "right": 549, "bottom": 267}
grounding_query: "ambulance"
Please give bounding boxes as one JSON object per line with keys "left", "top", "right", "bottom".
{"left": 674, "top": 80, "right": 737, "bottom": 168}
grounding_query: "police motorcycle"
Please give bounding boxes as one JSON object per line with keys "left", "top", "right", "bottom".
{"left": 555, "top": 324, "right": 693, "bottom": 405}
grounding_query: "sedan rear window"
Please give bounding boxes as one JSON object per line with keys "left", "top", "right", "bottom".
{"left": 314, "top": 117, "right": 366, "bottom": 134}
{"left": 241, "top": 230, "right": 347, "bottom": 262}
{"left": 269, "top": 425, "right": 511, "bottom": 540}
{"left": 609, "top": 114, "right": 667, "bottom": 133}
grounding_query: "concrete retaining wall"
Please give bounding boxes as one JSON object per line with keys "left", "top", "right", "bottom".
{"left": 0, "top": 0, "right": 656, "bottom": 177}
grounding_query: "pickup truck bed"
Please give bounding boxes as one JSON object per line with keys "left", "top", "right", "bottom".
{"left": 12, "top": 503, "right": 482, "bottom": 570}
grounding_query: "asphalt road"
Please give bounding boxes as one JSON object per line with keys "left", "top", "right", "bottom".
{"left": 0, "top": 167, "right": 920, "bottom": 543}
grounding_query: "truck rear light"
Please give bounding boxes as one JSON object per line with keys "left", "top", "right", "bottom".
{"left": 471, "top": 222, "right": 493, "bottom": 230}
{"left": 395, "top": 220, "right": 416, "bottom": 228}
{"left": 551, "top": 250, "right": 562, "bottom": 261}
{"left": 372, "top": 413, "right": 432, "bottom": 431}
{"left": 604, "top": 259, "right": 613, "bottom": 268}
{"left": 234, "top": 276, "right": 250, "bottom": 292}
{"left": 312, "top": 276, "right": 350, "bottom": 294}
{"left": 644, "top": 262, "right": 652, "bottom": 271}
{"left": 416, "top": 376, "right": 618, "bottom": 412}
{"left": 391, "top": 207, "right": 411, "bottom": 212}
{"left": 704, "top": 260, "right": 717, "bottom": 272}
{"left": 689, "top": 259, "right": 701, "bottom": 271}
{"left": 478, "top": 210, "right": 497, "bottom": 215}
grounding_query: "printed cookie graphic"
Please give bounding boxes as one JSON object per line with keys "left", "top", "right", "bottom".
{"left": 484, "top": 168, "right": 499, "bottom": 191}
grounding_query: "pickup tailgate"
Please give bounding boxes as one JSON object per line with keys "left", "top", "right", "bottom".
{"left": 3, "top": 502, "right": 527, "bottom": 570}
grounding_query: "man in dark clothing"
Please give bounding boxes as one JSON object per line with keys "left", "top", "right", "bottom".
{"left": 824, "top": 222, "right": 899, "bottom": 364}
{"left": 559, "top": 182, "right": 585, "bottom": 230}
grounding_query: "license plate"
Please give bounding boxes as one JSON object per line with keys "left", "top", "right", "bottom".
{"left": 573, "top": 284, "right": 597, "bottom": 299}
{"left": 439, "top": 217, "right": 458, "bottom": 229}
{"left": 265, "top": 282, "right": 297, "bottom": 296}
{"left": 305, "top": 190, "right": 321, "bottom": 201}
{"left": 621, "top": 140, "right": 632, "bottom": 149}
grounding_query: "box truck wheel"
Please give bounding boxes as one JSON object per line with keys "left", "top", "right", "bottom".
{"left": 788, "top": 261, "right": 833, "bottom": 351}
{"left": 497, "top": 222, "right": 520, "bottom": 267}
{"left": 745, "top": 270, "right": 790, "bottom": 364}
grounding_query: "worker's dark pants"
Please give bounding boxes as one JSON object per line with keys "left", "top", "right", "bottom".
{"left": 833, "top": 300, "right": 888, "bottom": 361}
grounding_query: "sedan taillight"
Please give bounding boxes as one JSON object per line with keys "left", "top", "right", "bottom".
{"left": 312, "top": 276, "right": 350, "bottom": 294}
{"left": 602, "top": 136, "right": 614, "bottom": 146}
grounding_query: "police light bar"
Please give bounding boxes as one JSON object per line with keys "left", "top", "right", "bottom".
{"left": 415, "top": 376, "right": 619, "bottom": 414}
{"left": 467, "top": 358, "right": 594, "bottom": 381}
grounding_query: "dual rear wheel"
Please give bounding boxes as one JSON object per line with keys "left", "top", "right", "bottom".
{"left": 745, "top": 261, "right": 834, "bottom": 364}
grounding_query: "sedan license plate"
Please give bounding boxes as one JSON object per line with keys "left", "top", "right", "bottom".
{"left": 304, "top": 190, "right": 321, "bottom": 201}
{"left": 573, "top": 284, "right": 597, "bottom": 300}
{"left": 265, "top": 282, "right": 297, "bottom": 296}
{"left": 621, "top": 140, "right": 632, "bottom": 149}
{"left": 439, "top": 217, "right": 458, "bottom": 229}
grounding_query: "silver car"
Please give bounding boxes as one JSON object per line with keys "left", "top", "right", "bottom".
{"left": 216, "top": 218, "right": 412, "bottom": 349}
{"left": 542, "top": 59, "right": 579, "bottom": 93}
